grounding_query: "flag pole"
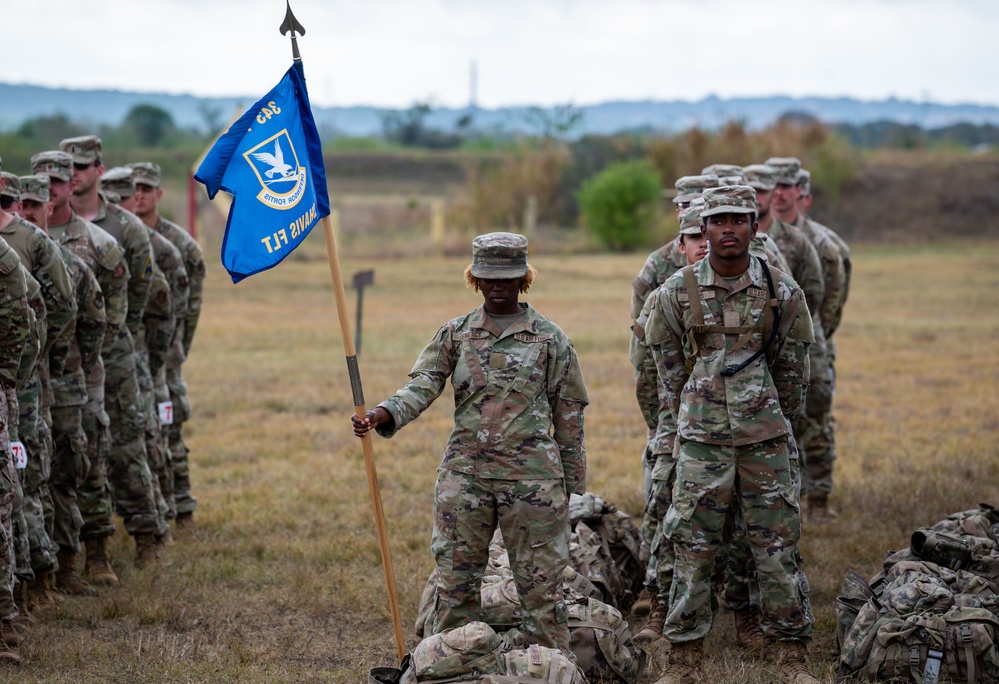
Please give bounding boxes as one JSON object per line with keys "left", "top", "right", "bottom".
{"left": 280, "top": 2, "right": 407, "bottom": 661}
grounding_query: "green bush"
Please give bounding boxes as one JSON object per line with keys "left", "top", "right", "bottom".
{"left": 578, "top": 160, "right": 661, "bottom": 251}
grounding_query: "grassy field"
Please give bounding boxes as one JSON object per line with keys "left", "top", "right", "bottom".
{"left": 12, "top": 240, "right": 999, "bottom": 683}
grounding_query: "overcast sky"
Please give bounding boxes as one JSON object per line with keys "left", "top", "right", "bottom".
{"left": 7, "top": 0, "right": 997, "bottom": 109}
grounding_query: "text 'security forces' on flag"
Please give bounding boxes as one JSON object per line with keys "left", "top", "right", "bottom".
{"left": 195, "top": 63, "right": 330, "bottom": 283}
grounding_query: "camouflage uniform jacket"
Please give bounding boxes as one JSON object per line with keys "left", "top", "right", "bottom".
{"left": 0, "top": 236, "right": 30, "bottom": 390}
{"left": 634, "top": 291, "right": 677, "bottom": 466}
{"left": 50, "top": 247, "right": 105, "bottom": 408}
{"left": 145, "top": 230, "right": 187, "bottom": 378}
{"left": 376, "top": 303, "right": 589, "bottom": 493}
{"left": 152, "top": 216, "right": 204, "bottom": 358}
{"left": 17, "top": 270, "right": 44, "bottom": 393}
{"left": 643, "top": 256, "right": 814, "bottom": 447}
{"left": 0, "top": 216, "right": 76, "bottom": 356}
{"left": 48, "top": 213, "right": 128, "bottom": 405}
{"left": 796, "top": 215, "right": 851, "bottom": 336}
{"left": 765, "top": 217, "right": 827, "bottom": 369}
{"left": 630, "top": 239, "right": 686, "bottom": 430}
{"left": 796, "top": 217, "right": 844, "bottom": 340}
{"left": 89, "top": 197, "right": 152, "bottom": 343}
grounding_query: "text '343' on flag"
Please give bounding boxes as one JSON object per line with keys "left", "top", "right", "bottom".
{"left": 195, "top": 63, "right": 330, "bottom": 283}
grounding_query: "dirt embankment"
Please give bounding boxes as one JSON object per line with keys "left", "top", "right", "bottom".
{"left": 813, "top": 155, "right": 999, "bottom": 243}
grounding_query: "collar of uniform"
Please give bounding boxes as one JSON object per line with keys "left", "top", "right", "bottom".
{"left": 696, "top": 254, "right": 765, "bottom": 293}
{"left": 94, "top": 194, "right": 110, "bottom": 222}
{"left": 470, "top": 302, "right": 534, "bottom": 339}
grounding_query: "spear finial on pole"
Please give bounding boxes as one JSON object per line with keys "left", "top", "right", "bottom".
{"left": 279, "top": 0, "right": 307, "bottom": 62}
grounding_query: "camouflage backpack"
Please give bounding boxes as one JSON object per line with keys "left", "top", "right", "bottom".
{"left": 930, "top": 504, "right": 999, "bottom": 544}
{"left": 567, "top": 597, "right": 646, "bottom": 684}
{"left": 569, "top": 521, "right": 623, "bottom": 608}
{"left": 569, "top": 494, "right": 644, "bottom": 610}
{"left": 497, "top": 644, "right": 587, "bottom": 684}
{"left": 837, "top": 506, "right": 999, "bottom": 682}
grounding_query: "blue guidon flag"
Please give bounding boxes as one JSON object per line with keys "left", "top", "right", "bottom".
{"left": 196, "top": 63, "right": 330, "bottom": 283}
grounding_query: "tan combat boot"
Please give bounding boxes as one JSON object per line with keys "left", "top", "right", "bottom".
{"left": 175, "top": 511, "right": 195, "bottom": 530}
{"left": 84, "top": 537, "right": 120, "bottom": 585}
{"left": 733, "top": 608, "right": 764, "bottom": 650}
{"left": 134, "top": 534, "right": 159, "bottom": 569}
{"left": 43, "top": 572, "right": 65, "bottom": 605}
{"left": 776, "top": 641, "right": 819, "bottom": 684}
{"left": 55, "top": 549, "right": 97, "bottom": 597}
{"left": 25, "top": 577, "right": 58, "bottom": 615}
{"left": 805, "top": 493, "right": 837, "bottom": 524}
{"left": 631, "top": 586, "right": 654, "bottom": 617}
{"left": 634, "top": 599, "right": 670, "bottom": 646}
{"left": 651, "top": 637, "right": 703, "bottom": 684}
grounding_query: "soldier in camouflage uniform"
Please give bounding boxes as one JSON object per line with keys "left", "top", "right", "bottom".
{"left": 630, "top": 175, "right": 719, "bottom": 608}
{"left": 103, "top": 167, "right": 181, "bottom": 537}
{"left": 352, "top": 233, "right": 588, "bottom": 652}
{"left": 642, "top": 186, "right": 818, "bottom": 684}
{"left": 0, "top": 157, "right": 32, "bottom": 664}
{"left": 2, "top": 169, "right": 78, "bottom": 610}
{"left": 130, "top": 162, "right": 202, "bottom": 529}
{"left": 632, "top": 202, "right": 708, "bottom": 644}
{"left": 792, "top": 168, "right": 851, "bottom": 520}
{"left": 34, "top": 150, "right": 126, "bottom": 592}
{"left": 19, "top": 173, "right": 107, "bottom": 605}
{"left": 59, "top": 137, "right": 165, "bottom": 567}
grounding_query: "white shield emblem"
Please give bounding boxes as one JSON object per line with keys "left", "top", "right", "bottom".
{"left": 243, "top": 129, "right": 308, "bottom": 210}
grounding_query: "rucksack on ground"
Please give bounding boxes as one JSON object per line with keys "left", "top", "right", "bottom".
{"left": 567, "top": 596, "right": 646, "bottom": 683}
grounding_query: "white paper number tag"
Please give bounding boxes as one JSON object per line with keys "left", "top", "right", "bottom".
{"left": 11, "top": 442, "right": 26, "bottom": 469}
{"left": 158, "top": 401, "right": 174, "bottom": 426}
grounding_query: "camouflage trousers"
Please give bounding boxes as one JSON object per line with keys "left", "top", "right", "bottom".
{"left": 166, "top": 364, "right": 195, "bottom": 515}
{"left": 137, "top": 351, "right": 173, "bottom": 526}
{"left": 18, "top": 384, "right": 59, "bottom": 573}
{"left": 796, "top": 356, "right": 835, "bottom": 496}
{"left": 721, "top": 438, "right": 806, "bottom": 615}
{"left": 646, "top": 467, "right": 677, "bottom": 599}
{"left": 77, "top": 401, "right": 115, "bottom": 542}
{"left": 430, "top": 468, "right": 570, "bottom": 652}
{"left": 0, "top": 391, "right": 19, "bottom": 620}
{"left": 662, "top": 436, "right": 813, "bottom": 643}
{"left": 639, "top": 434, "right": 656, "bottom": 563}
{"left": 50, "top": 405, "right": 90, "bottom": 552}
{"left": 103, "top": 352, "right": 162, "bottom": 537}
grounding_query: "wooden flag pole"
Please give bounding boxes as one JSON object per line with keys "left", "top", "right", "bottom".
{"left": 321, "top": 214, "right": 407, "bottom": 661}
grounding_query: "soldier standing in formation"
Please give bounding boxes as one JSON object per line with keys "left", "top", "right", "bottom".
{"left": 642, "top": 185, "right": 818, "bottom": 683}
{"left": 0, "top": 140, "right": 206, "bottom": 665}
{"left": 351, "top": 233, "right": 588, "bottom": 653}
{"left": 130, "top": 162, "right": 206, "bottom": 529}
{"left": 0, "top": 160, "right": 33, "bottom": 663}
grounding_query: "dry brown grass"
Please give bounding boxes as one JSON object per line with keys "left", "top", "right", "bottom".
{"left": 12, "top": 240, "right": 999, "bottom": 683}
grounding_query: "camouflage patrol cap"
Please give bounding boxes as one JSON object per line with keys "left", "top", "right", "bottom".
{"left": 31, "top": 150, "right": 74, "bottom": 182}
{"left": 764, "top": 157, "right": 801, "bottom": 185}
{"left": 18, "top": 175, "right": 50, "bottom": 203}
{"left": 59, "top": 135, "right": 103, "bottom": 164}
{"left": 700, "top": 185, "right": 757, "bottom": 217}
{"left": 797, "top": 169, "right": 811, "bottom": 196}
{"left": 673, "top": 174, "right": 720, "bottom": 204}
{"left": 470, "top": 232, "right": 529, "bottom": 279}
{"left": 101, "top": 166, "right": 137, "bottom": 198}
{"left": 743, "top": 164, "right": 777, "bottom": 191}
{"left": 0, "top": 172, "right": 18, "bottom": 200}
{"left": 128, "top": 162, "right": 161, "bottom": 188}
{"left": 678, "top": 198, "right": 706, "bottom": 235}
{"left": 701, "top": 164, "right": 744, "bottom": 179}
